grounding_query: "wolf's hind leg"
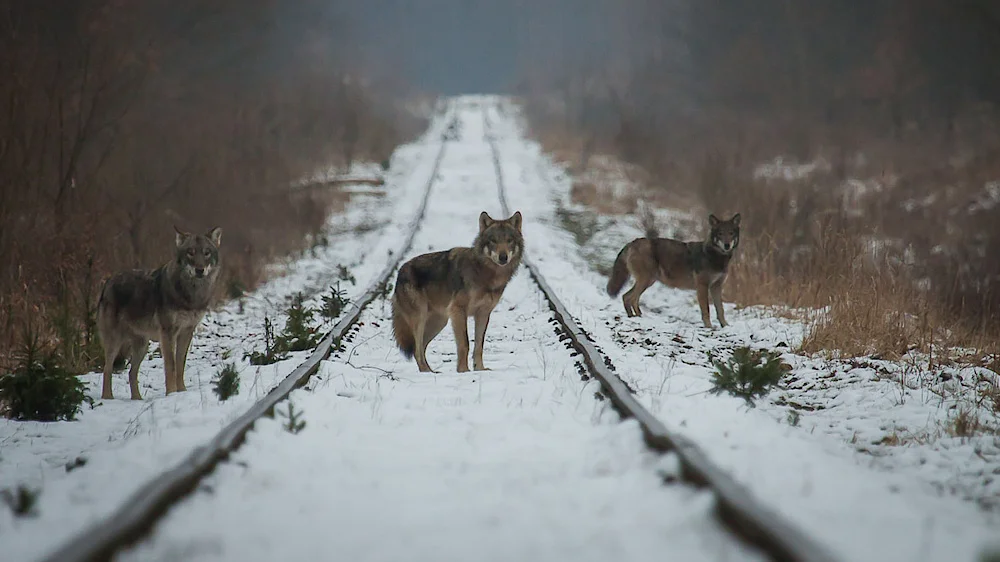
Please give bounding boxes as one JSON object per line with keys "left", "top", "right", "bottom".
{"left": 411, "top": 311, "right": 434, "bottom": 373}
{"left": 710, "top": 282, "right": 728, "bottom": 328}
{"left": 127, "top": 338, "right": 149, "bottom": 400}
{"left": 422, "top": 313, "right": 448, "bottom": 348}
{"left": 174, "top": 327, "right": 196, "bottom": 392}
{"left": 101, "top": 339, "right": 124, "bottom": 400}
{"left": 414, "top": 313, "right": 447, "bottom": 373}
{"left": 623, "top": 277, "right": 654, "bottom": 317}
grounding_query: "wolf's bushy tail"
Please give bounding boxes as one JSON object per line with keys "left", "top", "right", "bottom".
{"left": 391, "top": 272, "right": 416, "bottom": 358}
{"left": 391, "top": 300, "right": 415, "bottom": 359}
{"left": 606, "top": 244, "right": 631, "bottom": 297}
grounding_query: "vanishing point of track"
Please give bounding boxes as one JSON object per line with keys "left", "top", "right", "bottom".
{"left": 41, "top": 100, "right": 837, "bottom": 562}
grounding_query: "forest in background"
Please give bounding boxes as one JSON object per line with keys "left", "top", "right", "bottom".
{"left": 518, "top": 0, "right": 1000, "bottom": 359}
{"left": 0, "top": 0, "right": 428, "bottom": 373}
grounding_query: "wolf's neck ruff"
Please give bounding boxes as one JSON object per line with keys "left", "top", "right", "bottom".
{"left": 160, "top": 262, "right": 216, "bottom": 311}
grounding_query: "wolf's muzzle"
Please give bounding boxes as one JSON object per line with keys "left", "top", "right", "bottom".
{"left": 195, "top": 268, "right": 206, "bottom": 278}
{"left": 498, "top": 252, "right": 509, "bottom": 265}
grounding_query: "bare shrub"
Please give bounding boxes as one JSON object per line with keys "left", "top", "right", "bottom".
{"left": 0, "top": 1, "right": 424, "bottom": 374}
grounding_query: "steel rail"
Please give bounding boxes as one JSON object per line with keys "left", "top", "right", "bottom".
{"left": 482, "top": 102, "right": 838, "bottom": 562}
{"left": 38, "top": 105, "right": 456, "bottom": 562}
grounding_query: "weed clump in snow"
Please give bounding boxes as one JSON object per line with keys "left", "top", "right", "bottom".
{"left": 786, "top": 410, "right": 801, "bottom": 426}
{"left": 708, "top": 346, "right": 788, "bottom": 408}
{"left": 212, "top": 362, "right": 240, "bottom": 402}
{"left": 245, "top": 316, "right": 288, "bottom": 366}
{"left": 278, "top": 401, "right": 306, "bottom": 434}
{"left": 1, "top": 485, "right": 40, "bottom": 517}
{"left": 0, "top": 327, "right": 93, "bottom": 421}
{"left": 336, "top": 264, "right": 357, "bottom": 286}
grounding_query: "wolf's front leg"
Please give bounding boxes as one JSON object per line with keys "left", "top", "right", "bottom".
{"left": 160, "top": 329, "right": 179, "bottom": 394}
{"left": 710, "top": 282, "right": 728, "bottom": 328}
{"left": 449, "top": 307, "right": 470, "bottom": 373}
{"left": 696, "top": 283, "right": 713, "bottom": 329}
{"left": 472, "top": 307, "right": 493, "bottom": 371}
{"left": 175, "top": 327, "right": 196, "bottom": 392}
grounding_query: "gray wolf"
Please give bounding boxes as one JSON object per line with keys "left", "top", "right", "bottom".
{"left": 392, "top": 211, "right": 523, "bottom": 372}
{"left": 607, "top": 213, "right": 740, "bottom": 328}
{"left": 97, "top": 226, "right": 222, "bottom": 399}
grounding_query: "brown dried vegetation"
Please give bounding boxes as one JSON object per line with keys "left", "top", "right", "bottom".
{"left": 0, "top": 1, "right": 424, "bottom": 373}
{"left": 518, "top": 0, "right": 1000, "bottom": 361}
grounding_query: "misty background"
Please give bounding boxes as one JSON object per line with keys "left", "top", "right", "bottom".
{"left": 345, "top": 0, "right": 613, "bottom": 94}
{"left": 4, "top": 0, "right": 1000, "bottom": 371}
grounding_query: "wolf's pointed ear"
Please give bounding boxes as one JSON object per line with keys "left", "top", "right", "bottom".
{"left": 708, "top": 214, "right": 720, "bottom": 227}
{"left": 479, "top": 211, "right": 494, "bottom": 233}
{"left": 208, "top": 227, "right": 223, "bottom": 246}
{"left": 174, "top": 225, "right": 190, "bottom": 247}
{"left": 510, "top": 211, "right": 522, "bottom": 232}
{"left": 731, "top": 213, "right": 741, "bottom": 227}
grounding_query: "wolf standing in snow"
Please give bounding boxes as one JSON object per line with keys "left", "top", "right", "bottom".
{"left": 392, "top": 211, "right": 523, "bottom": 372}
{"left": 607, "top": 213, "right": 740, "bottom": 328}
{"left": 97, "top": 226, "right": 222, "bottom": 399}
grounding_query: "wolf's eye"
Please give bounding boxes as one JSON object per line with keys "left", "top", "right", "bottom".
{"left": 187, "top": 248, "right": 195, "bottom": 256}
{"left": 203, "top": 249, "right": 210, "bottom": 257}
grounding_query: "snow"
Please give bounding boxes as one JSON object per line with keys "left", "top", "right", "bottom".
{"left": 0, "top": 109, "right": 452, "bottom": 562}
{"left": 968, "top": 180, "right": 1000, "bottom": 213}
{"left": 120, "top": 97, "right": 758, "bottom": 562}
{"left": 3, "top": 95, "right": 998, "bottom": 562}
{"left": 753, "top": 156, "right": 830, "bottom": 182}
{"left": 487, "top": 99, "right": 999, "bottom": 561}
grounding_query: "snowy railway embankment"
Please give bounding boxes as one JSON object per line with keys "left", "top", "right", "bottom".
{"left": 1, "top": 97, "right": 997, "bottom": 562}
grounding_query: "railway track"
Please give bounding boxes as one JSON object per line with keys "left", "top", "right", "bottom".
{"left": 39, "top": 98, "right": 834, "bottom": 562}
{"left": 481, "top": 104, "right": 836, "bottom": 562}
{"left": 38, "top": 104, "right": 456, "bottom": 562}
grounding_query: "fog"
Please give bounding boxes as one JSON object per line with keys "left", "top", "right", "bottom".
{"left": 343, "top": 0, "right": 613, "bottom": 94}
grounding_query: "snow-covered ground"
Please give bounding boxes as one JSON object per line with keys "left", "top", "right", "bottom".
{"left": 120, "top": 99, "right": 758, "bottom": 562}
{"left": 4, "top": 96, "right": 999, "bottom": 562}
{"left": 486, "top": 99, "right": 1000, "bottom": 561}
{"left": 0, "top": 106, "right": 452, "bottom": 562}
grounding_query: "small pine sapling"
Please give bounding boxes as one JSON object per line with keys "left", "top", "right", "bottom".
{"left": 708, "top": 346, "right": 788, "bottom": 408}
{"left": 278, "top": 401, "right": 306, "bottom": 434}
{"left": 0, "top": 325, "right": 93, "bottom": 421}
{"left": 212, "top": 362, "right": 240, "bottom": 401}
{"left": 275, "top": 293, "right": 320, "bottom": 352}
{"left": 320, "top": 283, "right": 350, "bottom": 320}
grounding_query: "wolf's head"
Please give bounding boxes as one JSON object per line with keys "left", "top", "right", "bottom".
{"left": 708, "top": 213, "right": 740, "bottom": 255}
{"left": 476, "top": 211, "right": 524, "bottom": 268}
{"left": 174, "top": 226, "right": 222, "bottom": 280}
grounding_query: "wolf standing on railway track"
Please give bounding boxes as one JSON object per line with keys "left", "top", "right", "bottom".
{"left": 607, "top": 213, "right": 740, "bottom": 328}
{"left": 97, "top": 226, "right": 222, "bottom": 399}
{"left": 392, "top": 211, "right": 523, "bottom": 372}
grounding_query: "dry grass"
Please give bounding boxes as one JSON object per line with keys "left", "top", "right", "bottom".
{"left": 0, "top": 3, "right": 424, "bottom": 374}
{"left": 526, "top": 107, "right": 1000, "bottom": 363}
